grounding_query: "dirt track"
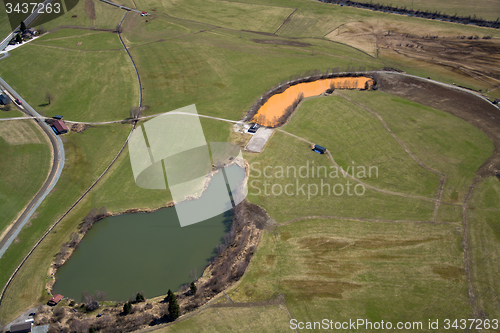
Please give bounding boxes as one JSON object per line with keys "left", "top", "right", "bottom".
{"left": 378, "top": 72, "right": 500, "bottom": 178}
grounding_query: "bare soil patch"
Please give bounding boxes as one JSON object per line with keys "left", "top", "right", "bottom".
{"left": 70, "top": 123, "right": 90, "bottom": 133}
{"left": 326, "top": 21, "right": 378, "bottom": 56}
{"left": 84, "top": 0, "right": 97, "bottom": 21}
{"left": 379, "top": 34, "right": 500, "bottom": 89}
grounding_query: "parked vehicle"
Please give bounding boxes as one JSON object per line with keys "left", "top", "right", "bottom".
{"left": 248, "top": 123, "right": 260, "bottom": 133}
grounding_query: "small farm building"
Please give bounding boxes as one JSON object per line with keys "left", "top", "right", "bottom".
{"left": 47, "top": 294, "right": 63, "bottom": 306}
{"left": 52, "top": 121, "right": 68, "bottom": 134}
{"left": 0, "top": 94, "right": 11, "bottom": 105}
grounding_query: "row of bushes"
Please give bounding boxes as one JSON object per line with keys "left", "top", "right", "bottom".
{"left": 318, "top": 0, "right": 500, "bottom": 29}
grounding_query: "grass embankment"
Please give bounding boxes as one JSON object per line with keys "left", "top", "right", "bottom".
{"left": 0, "top": 31, "right": 138, "bottom": 122}
{"left": 0, "top": 120, "right": 51, "bottom": 237}
{"left": 467, "top": 177, "right": 500, "bottom": 318}
{"left": 0, "top": 124, "right": 132, "bottom": 326}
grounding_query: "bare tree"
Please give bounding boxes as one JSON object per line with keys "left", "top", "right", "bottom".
{"left": 116, "top": 23, "right": 123, "bottom": 33}
{"left": 130, "top": 106, "right": 139, "bottom": 119}
{"left": 95, "top": 290, "right": 107, "bottom": 302}
{"left": 45, "top": 92, "right": 53, "bottom": 105}
{"left": 98, "top": 206, "right": 107, "bottom": 218}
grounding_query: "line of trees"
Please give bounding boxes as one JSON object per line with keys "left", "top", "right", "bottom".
{"left": 318, "top": 0, "right": 500, "bottom": 29}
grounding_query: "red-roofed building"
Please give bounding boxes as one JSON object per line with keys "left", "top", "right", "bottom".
{"left": 48, "top": 294, "right": 63, "bottom": 306}
{"left": 52, "top": 120, "right": 68, "bottom": 134}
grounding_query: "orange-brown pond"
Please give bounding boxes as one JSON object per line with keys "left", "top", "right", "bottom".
{"left": 253, "top": 77, "right": 373, "bottom": 127}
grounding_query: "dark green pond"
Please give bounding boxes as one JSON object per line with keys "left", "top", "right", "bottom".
{"left": 53, "top": 165, "right": 244, "bottom": 301}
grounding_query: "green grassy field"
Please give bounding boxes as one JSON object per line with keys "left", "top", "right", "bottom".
{"left": 284, "top": 94, "right": 442, "bottom": 198}
{"left": 0, "top": 33, "right": 138, "bottom": 122}
{"left": 0, "top": 107, "right": 24, "bottom": 118}
{"left": 0, "top": 10, "right": 12, "bottom": 42}
{"left": 133, "top": 0, "right": 294, "bottom": 33}
{"left": 466, "top": 177, "right": 500, "bottom": 318}
{"left": 340, "top": 90, "right": 494, "bottom": 203}
{"left": 1, "top": 0, "right": 499, "bottom": 330}
{"left": 155, "top": 305, "right": 291, "bottom": 333}
{"left": 226, "top": 218, "right": 469, "bottom": 333}
{"left": 244, "top": 130, "right": 436, "bottom": 224}
{"left": 126, "top": 25, "right": 381, "bottom": 121}
{"left": 0, "top": 120, "right": 51, "bottom": 238}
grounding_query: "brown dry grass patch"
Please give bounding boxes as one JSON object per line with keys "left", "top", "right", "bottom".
{"left": 0, "top": 121, "right": 41, "bottom": 145}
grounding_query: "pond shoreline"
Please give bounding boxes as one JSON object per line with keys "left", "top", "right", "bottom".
{"left": 46, "top": 158, "right": 250, "bottom": 297}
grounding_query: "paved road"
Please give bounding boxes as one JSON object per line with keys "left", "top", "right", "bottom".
{"left": 0, "top": 77, "right": 64, "bottom": 259}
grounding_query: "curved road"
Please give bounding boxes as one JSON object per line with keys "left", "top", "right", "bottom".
{"left": 0, "top": 76, "right": 64, "bottom": 258}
